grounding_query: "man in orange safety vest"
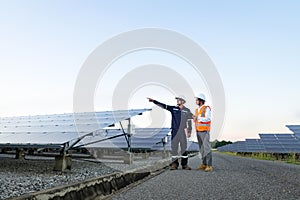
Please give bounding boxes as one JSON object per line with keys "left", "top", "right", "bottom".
{"left": 194, "top": 93, "right": 213, "bottom": 172}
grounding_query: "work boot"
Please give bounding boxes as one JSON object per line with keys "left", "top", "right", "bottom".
{"left": 182, "top": 165, "right": 191, "bottom": 170}
{"left": 205, "top": 166, "right": 213, "bottom": 172}
{"left": 170, "top": 163, "right": 178, "bottom": 170}
{"left": 197, "top": 164, "right": 207, "bottom": 170}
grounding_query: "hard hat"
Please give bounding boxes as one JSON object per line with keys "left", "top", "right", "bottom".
{"left": 195, "top": 93, "right": 206, "bottom": 101}
{"left": 175, "top": 95, "right": 186, "bottom": 102}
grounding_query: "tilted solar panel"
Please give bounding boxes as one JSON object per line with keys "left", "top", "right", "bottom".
{"left": 0, "top": 109, "right": 151, "bottom": 147}
{"left": 286, "top": 125, "right": 300, "bottom": 134}
{"left": 259, "top": 133, "right": 300, "bottom": 153}
{"left": 245, "top": 139, "right": 265, "bottom": 152}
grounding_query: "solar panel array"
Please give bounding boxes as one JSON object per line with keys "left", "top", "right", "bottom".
{"left": 260, "top": 134, "right": 300, "bottom": 153}
{"left": 218, "top": 132, "right": 300, "bottom": 153}
{"left": 0, "top": 109, "right": 151, "bottom": 148}
{"left": 286, "top": 125, "right": 300, "bottom": 139}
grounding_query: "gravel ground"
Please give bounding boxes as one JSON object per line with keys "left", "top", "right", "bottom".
{"left": 0, "top": 154, "right": 170, "bottom": 200}
{"left": 0, "top": 155, "right": 117, "bottom": 200}
{"left": 112, "top": 152, "right": 300, "bottom": 200}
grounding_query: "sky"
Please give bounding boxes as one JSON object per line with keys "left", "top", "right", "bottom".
{"left": 0, "top": 0, "right": 300, "bottom": 141}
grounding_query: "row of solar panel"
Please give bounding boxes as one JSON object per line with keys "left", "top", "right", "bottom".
{"left": 0, "top": 110, "right": 152, "bottom": 136}
{"left": 0, "top": 109, "right": 149, "bottom": 122}
{"left": 0, "top": 109, "right": 151, "bottom": 146}
{"left": 218, "top": 132, "right": 300, "bottom": 153}
{"left": 0, "top": 118, "right": 122, "bottom": 126}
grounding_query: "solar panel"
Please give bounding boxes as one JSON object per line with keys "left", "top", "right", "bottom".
{"left": 245, "top": 139, "right": 265, "bottom": 152}
{"left": 286, "top": 125, "right": 300, "bottom": 134}
{"left": 0, "top": 109, "right": 148, "bottom": 124}
{"left": 259, "top": 133, "right": 300, "bottom": 153}
{"left": 81, "top": 128, "right": 171, "bottom": 150}
{"left": 218, "top": 142, "right": 239, "bottom": 152}
{"left": 217, "top": 144, "right": 230, "bottom": 152}
{"left": 0, "top": 109, "right": 151, "bottom": 147}
{"left": 218, "top": 140, "right": 265, "bottom": 153}
{"left": 286, "top": 125, "right": 300, "bottom": 139}
{"left": 0, "top": 132, "right": 78, "bottom": 144}
{"left": 236, "top": 141, "right": 248, "bottom": 152}
{"left": 259, "top": 134, "right": 286, "bottom": 153}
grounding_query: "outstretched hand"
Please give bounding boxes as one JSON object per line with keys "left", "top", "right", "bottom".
{"left": 147, "top": 97, "right": 154, "bottom": 102}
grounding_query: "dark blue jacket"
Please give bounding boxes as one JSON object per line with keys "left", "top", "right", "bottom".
{"left": 153, "top": 100, "right": 193, "bottom": 132}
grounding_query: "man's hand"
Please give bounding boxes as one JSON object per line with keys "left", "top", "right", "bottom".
{"left": 192, "top": 115, "right": 197, "bottom": 121}
{"left": 147, "top": 97, "right": 154, "bottom": 102}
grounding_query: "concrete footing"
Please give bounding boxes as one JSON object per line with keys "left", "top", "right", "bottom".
{"left": 123, "top": 152, "right": 133, "bottom": 164}
{"left": 142, "top": 152, "right": 149, "bottom": 160}
{"left": 1, "top": 148, "right": 7, "bottom": 153}
{"left": 53, "top": 154, "right": 72, "bottom": 171}
{"left": 162, "top": 151, "right": 170, "bottom": 159}
{"left": 28, "top": 149, "right": 35, "bottom": 155}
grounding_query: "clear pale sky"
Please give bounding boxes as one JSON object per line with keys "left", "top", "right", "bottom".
{"left": 0, "top": 1, "right": 299, "bottom": 141}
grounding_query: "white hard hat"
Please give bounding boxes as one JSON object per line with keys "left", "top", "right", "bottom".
{"left": 195, "top": 93, "right": 206, "bottom": 101}
{"left": 175, "top": 94, "right": 186, "bottom": 102}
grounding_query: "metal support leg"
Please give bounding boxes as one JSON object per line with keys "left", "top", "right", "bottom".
{"left": 54, "top": 143, "right": 72, "bottom": 171}
{"left": 122, "top": 118, "right": 135, "bottom": 164}
{"left": 15, "top": 148, "right": 25, "bottom": 159}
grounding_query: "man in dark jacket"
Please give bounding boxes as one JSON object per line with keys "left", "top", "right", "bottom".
{"left": 148, "top": 95, "right": 193, "bottom": 170}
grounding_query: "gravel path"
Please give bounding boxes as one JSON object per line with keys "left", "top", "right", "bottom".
{"left": 0, "top": 154, "right": 170, "bottom": 200}
{"left": 112, "top": 152, "right": 300, "bottom": 200}
{"left": 0, "top": 155, "right": 117, "bottom": 200}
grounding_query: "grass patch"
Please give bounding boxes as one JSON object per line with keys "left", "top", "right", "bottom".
{"left": 218, "top": 151, "right": 300, "bottom": 165}
{"left": 218, "top": 151, "right": 237, "bottom": 156}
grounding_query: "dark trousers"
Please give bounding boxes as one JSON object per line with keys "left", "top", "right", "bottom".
{"left": 171, "top": 129, "right": 188, "bottom": 166}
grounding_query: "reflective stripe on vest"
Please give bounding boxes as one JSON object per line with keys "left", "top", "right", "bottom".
{"left": 195, "top": 106, "right": 211, "bottom": 131}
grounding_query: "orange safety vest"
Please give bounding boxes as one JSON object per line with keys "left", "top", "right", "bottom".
{"left": 195, "top": 106, "right": 211, "bottom": 131}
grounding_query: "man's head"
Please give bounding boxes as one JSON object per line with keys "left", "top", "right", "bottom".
{"left": 175, "top": 95, "right": 186, "bottom": 106}
{"left": 195, "top": 93, "right": 206, "bottom": 106}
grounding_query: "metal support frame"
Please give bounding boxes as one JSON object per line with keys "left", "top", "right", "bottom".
{"left": 69, "top": 118, "right": 134, "bottom": 152}
{"left": 61, "top": 134, "right": 92, "bottom": 155}
{"left": 156, "top": 135, "right": 168, "bottom": 158}
{"left": 119, "top": 118, "right": 133, "bottom": 153}
{"left": 74, "top": 131, "right": 125, "bottom": 149}
{"left": 156, "top": 135, "right": 168, "bottom": 150}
